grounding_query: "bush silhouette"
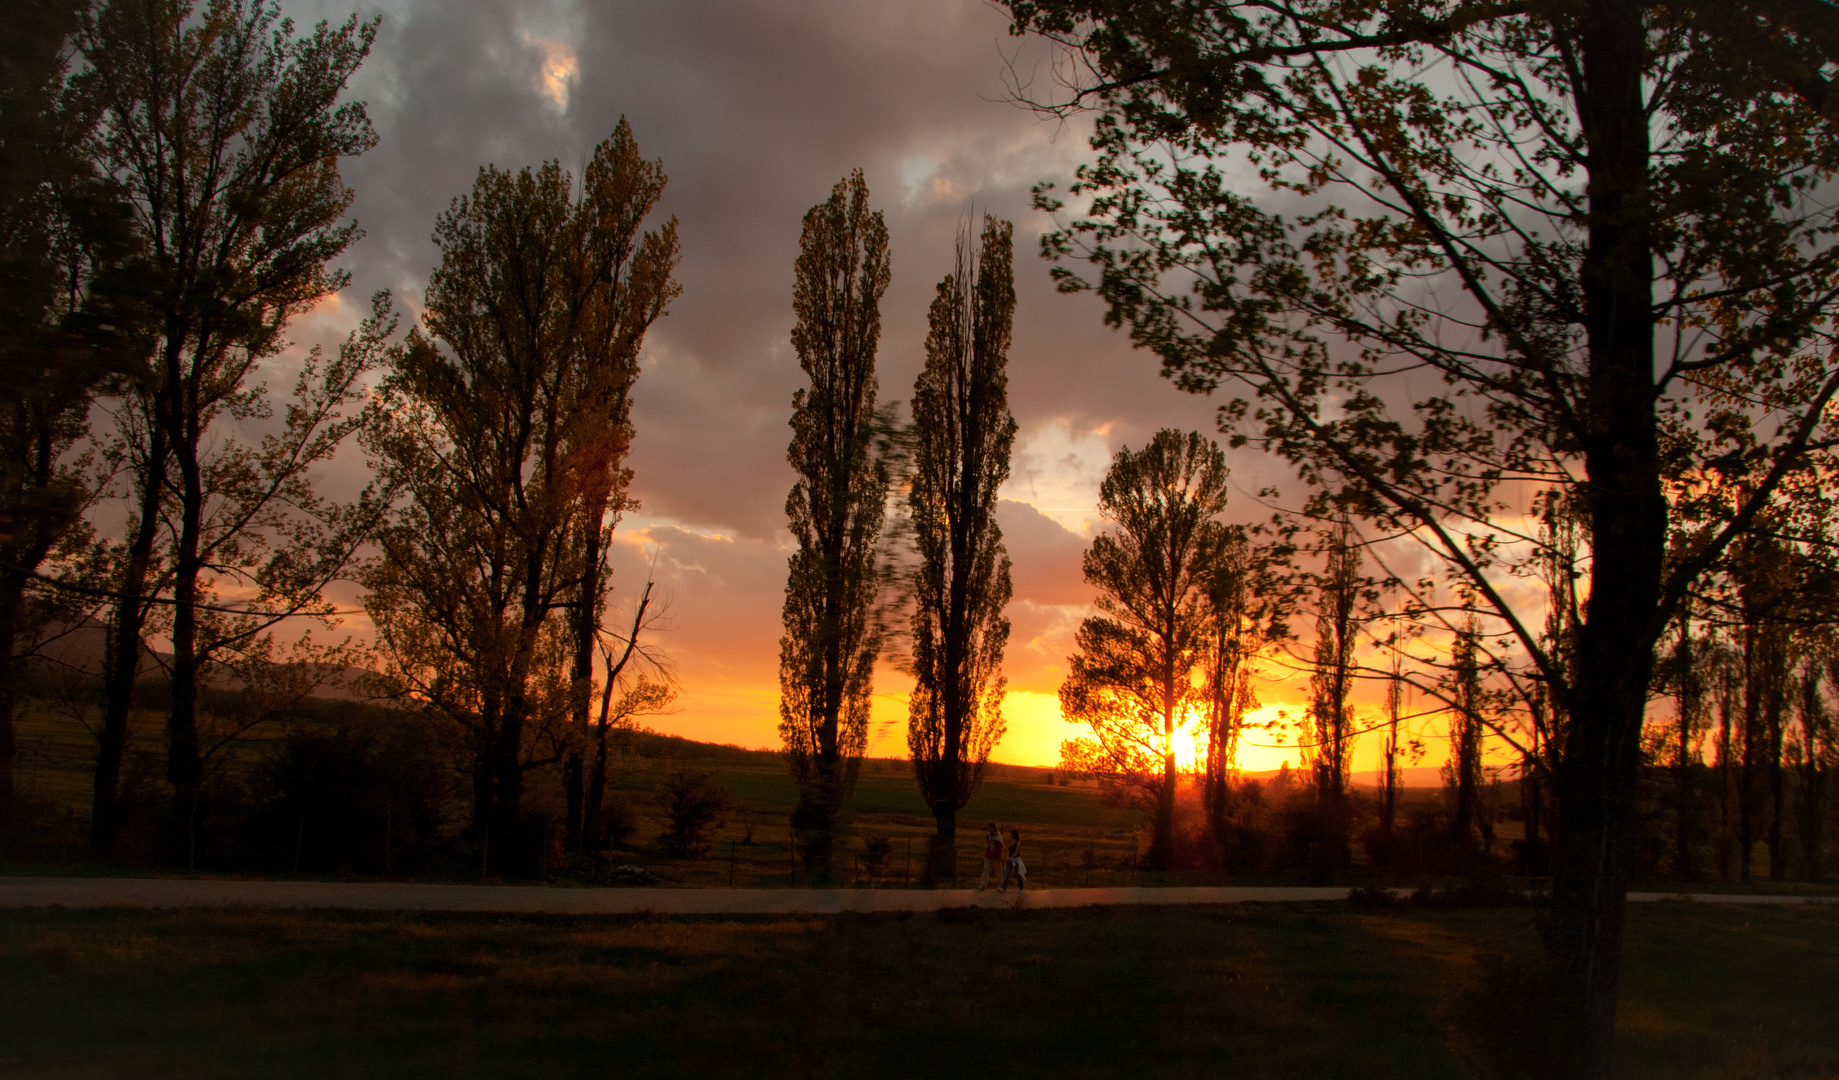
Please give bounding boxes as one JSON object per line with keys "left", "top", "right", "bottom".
{"left": 655, "top": 770, "right": 732, "bottom": 858}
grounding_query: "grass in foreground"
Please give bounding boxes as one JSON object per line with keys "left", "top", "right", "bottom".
{"left": 0, "top": 901, "right": 1831, "bottom": 1079}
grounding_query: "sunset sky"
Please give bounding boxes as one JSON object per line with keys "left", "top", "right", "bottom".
{"left": 271, "top": 0, "right": 1463, "bottom": 775}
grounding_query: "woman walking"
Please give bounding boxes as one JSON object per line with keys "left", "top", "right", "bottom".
{"left": 978, "top": 823, "right": 1003, "bottom": 890}
{"left": 999, "top": 829, "right": 1026, "bottom": 892}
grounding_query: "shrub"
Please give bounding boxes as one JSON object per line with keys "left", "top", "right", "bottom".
{"left": 860, "top": 834, "right": 893, "bottom": 876}
{"left": 599, "top": 790, "right": 639, "bottom": 850}
{"left": 250, "top": 712, "right": 454, "bottom": 875}
{"left": 655, "top": 769, "right": 732, "bottom": 858}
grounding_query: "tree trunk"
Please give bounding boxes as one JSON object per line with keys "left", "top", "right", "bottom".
{"left": 91, "top": 423, "right": 166, "bottom": 857}
{"left": 469, "top": 688, "right": 501, "bottom": 843}
{"left": 927, "top": 804, "right": 958, "bottom": 884}
{"left": 492, "top": 692, "right": 527, "bottom": 861}
{"left": 1802, "top": 757, "right": 1824, "bottom": 883}
{"left": 1205, "top": 684, "right": 1235, "bottom": 858}
{"left": 585, "top": 717, "right": 610, "bottom": 851}
{"left": 794, "top": 545, "right": 850, "bottom": 874}
{"left": 1549, "top": 7, "right": 1664, "bottom": 1078}
{"left": 0, "top": 591, "right": 18, "bottom": 851}
{"left": 564, "top": 493, "right": 608, "bottom": 854}
{"left": 1767, "top": 697, "right": 1786, "bottom": 880}
{"left": 1675, "top": 618, "right": 1696, "bottom": 881}
{"left": 1381, "top": 718, "right": 1400, "bottom": 835}
{"left": 493, "top": 540, "right": 552, "bottom": 868}
{"left": 1740, "top": 629, "right": 1760, "bottom": 883}
{"left": 1716, "top": 684, "right": 1734, "bottom": 880}
{"left": 471, "top": 738, "right": 494, "bottom": 841}
{"left": 1454, "top": 710, "right": 1478, "bottom": 854}
{"left": 1674, "top": 743, "right": 1694, "bottom": 882}
{"left": 1150, "top": 693, "right": 1177, "bottom": 870}
{"left": 166, "top": 429, "right": 205, "bottom": 854}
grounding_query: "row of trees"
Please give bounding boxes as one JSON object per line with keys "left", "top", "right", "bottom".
{"left": 1055, "top": 432, "right": 1837, "bottom": 891}
{"left": 765, "top": 166, "right": 1836, "bottom": 910}
{"left": 1000, "top": 1, "right": 1839, "bottom": 1074}
{"left": 3, "top": 0, "right": 393, "bottom": 861}
{"left": 775, "top": 173, "right": 1021, "bottom": 882}
{"left": 0, "top": 0, "right": 678, "bottom": 875}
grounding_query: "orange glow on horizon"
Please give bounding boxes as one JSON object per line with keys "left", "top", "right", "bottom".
{"left": 662, "top": 686, "right": 1346, "bottom": 774}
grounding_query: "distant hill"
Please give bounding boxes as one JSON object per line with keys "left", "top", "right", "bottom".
{"left": 623, "top": 731, "right": 1059, "bottom": 783}
{"left": 20, "top": 618, "right": 382, "bottom": 703}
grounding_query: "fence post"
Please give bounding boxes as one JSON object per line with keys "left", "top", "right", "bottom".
{"left": 729, "top": 839, "right": 737, "bottom": 887}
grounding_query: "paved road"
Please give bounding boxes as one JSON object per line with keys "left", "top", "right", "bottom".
{"left": 2, "top": 876, "right": 1834, "bottom": 914}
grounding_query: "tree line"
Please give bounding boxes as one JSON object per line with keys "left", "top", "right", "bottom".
{"left": 7, "top": 8, "right": 1839, "bottom": 1078}
{"left": 999, "top": 1, "right": 1839, "bottom": 1076}
{"left": 0, "top": 0, "right": 1022, "bottom": 889}
{"left": 0, "top": 0, "right": 683, "bottom": 875}
{"left": 5, "top": 4, "right": 1837, "bottom": 1054}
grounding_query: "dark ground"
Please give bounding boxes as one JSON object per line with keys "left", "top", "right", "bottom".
{"left": 1, "top": 899, "right": 1832, "bottom": 1079}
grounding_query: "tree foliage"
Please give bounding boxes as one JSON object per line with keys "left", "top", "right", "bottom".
{"left": 779, "top": 170, "right": 892, "bottom": 868}
{"left": 1060, "top": 428, "right": 1230, "bottom": 870}
{"left": 903, "top": 214, "right": 1018, "bottom": 882}
{"left": 1198, "top": 523, "right": 1285, "bottom": 856}
{"left": 364, "top": 127, "right": 678, "bottom": 868}
{"left": 1004, "top": 1, "right": 1839, "bottom": 1071}
{"left": 74, "top": 0, "right": 381, "bottom": 854}
{"left": 0, "top": 0, "right": 132, "bottom": 845}
{"left": 1305, "top": 509, "right": 1363, "bottom": 819}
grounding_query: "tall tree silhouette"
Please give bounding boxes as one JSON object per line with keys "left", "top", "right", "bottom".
{"left": 1199, "top": 527, "right": 1282, "bottom": 859}
{"left": 366, "top": 131, "right": 677, "bottom": 873}
{"left": 904, "top": 214, "right": 1017, "bottom": 883}
{"left": 1003, "top": 4, "right": 1839, "bottom": 1069}
{"left": 1060, "top": 429, "right": 1229, "bottom": 870}
{"left": 558, "top": 121, "right": 680, "bottom": 854}
{"left": 75, "top": 0, "right": 379, "bottom": 855}
{"left": 779, "top": 171, "right": 891, "bottom": 872}
{"left": 1378, "top": 642, "right": 1407, "bottom": 837}
{"left": 0, "top": 0, "right": 137, "bottom": 847}
{"left": 1307, "top": 508, "right": 1362, "bottom": 849}
{"left": 1445, "top": 616, "right": 1485, "bottom": 855}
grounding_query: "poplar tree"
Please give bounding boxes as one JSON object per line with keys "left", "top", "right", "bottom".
{"left": 0, "top": 0, "right": 128, "bottom": 846}
{"left": 904, "top": 214, "right": 1017, "bottom": 883}
{"left": 779, "top": 170, "right": 891, "bottom": 871}
{"left": 1307, "top": 510, "right": 1362, "bottom": 837}
{"left": 1445, "top": 617, "right": 1485, "bottom": 854}
{"left": 1198, "top": 528, "right": 1279, "bottom": 858}
{"left": 1378, "top": 645, "right": 1406, "bottom": 837}
{"left": 1060, "top": 429, "right": 1229, "bottom": 870}
{"left": 558, "top": 121, "right": 680, "bottom": 854}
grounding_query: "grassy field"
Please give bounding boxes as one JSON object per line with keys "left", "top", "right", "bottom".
{"left": 0, "top": 900, "right": 1832, "bottom": 1079}
{"left": 5, "top": 693, "right": 1159, "bottom": 885}
{"left": 607, "top": 753, "right": 1153, "bottom": 887}
{"left": 10, "top": 695, "right": 1835, "bottom": 894}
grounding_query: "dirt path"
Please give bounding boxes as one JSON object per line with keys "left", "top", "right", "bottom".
{"left": 2, "top": 876, "right": 1833, "bottom": 914}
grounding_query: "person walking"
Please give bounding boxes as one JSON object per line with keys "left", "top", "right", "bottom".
{"left": 978, "top": 823, "right": 1003, "bottom": 890}
{"left": 999, "top": 829, "right": 1026, "bottom": 892}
